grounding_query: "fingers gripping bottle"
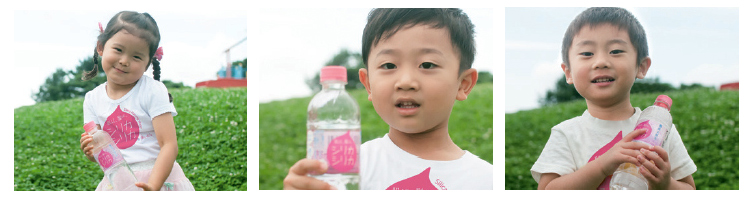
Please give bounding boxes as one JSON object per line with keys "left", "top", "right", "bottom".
{"left": 307, "top": 66, "right": 361, "bottom": 190}
{"left": 610, "top": 95, "right": 673, "bottom": 190}
{"left": 84, "top": 121, "right": 141, "bottom": 191}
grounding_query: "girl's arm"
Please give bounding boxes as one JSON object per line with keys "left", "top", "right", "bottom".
{"left": 136, "top": 113, "right": 178, "bottom": 191}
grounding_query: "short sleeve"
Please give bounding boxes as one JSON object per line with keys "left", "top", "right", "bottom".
{"left": 83, "top": 91, "right": 98, "bottom": 125}
{"left": 144, "top": 79, "right": 177, "bottom": 119}
{"left": 664, "top": 124, "right": 697, "bottom": 180}
{"left": 531, "top": 128, "right": 578, "bottom": 183}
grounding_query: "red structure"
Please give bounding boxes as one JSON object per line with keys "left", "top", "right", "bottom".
{"left": 195, "top": 78, "right": 247, "bottom": 88}
{"left": 195, "top": 37, "right": 247, "bottom": 89}
{"left": 720, "top": 82, "right": 739, "bottom": 91}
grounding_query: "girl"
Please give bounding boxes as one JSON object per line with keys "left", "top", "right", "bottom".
{"left": 78, "top": 11, "right": 194, "bottom": 191}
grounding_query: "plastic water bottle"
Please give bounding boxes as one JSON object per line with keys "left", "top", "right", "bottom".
{"left": 84, "top": 121, "right": 141, "bottom": 191}
{"left": 307, "top": 66, "right": 361, "bottom": 190}
{"left": 610, "top": 95, "right": 673, "bottom": 190}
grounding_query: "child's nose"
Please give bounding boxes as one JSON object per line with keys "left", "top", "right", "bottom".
{"left": 118, "top": 56, "right": 129, "bottom": 67}
{"left": 592, "top": 54, "right": 610, "bottom": 69}
{"left": 395, "top": 69, "right": 419, "bottom": 91}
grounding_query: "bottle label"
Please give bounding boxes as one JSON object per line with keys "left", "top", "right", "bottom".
{"left": 307, "top": 129, "right": 360, "bottom": 174}
{"left": 633, "top": 120, "right": 669, "bottom": 147}
{"left": 95, "top": 144, "right": 124, "bottom": 171}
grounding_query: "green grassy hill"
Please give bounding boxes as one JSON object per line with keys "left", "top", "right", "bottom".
{"left": 259, "top": 83, "right": 493, "bottom": 190}
{"left": 14, "top": 88, "right": 247, "bottom": 191}
{"left": 505, "top": 89, "right": 739, "bottom": 190}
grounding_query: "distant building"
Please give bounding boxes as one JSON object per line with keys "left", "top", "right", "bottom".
{"left": 720, "top": 82, "right": 738, "bottom": 91}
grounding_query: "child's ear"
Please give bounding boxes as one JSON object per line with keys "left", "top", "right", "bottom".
{"left": 561, "top": 63, "right": 573, "bottom": 84}
{"left": 456, "top": 68, "right": 478, "bottom": 101}
{"left": 358, "top": 68, "right": 372, "bottom": 101}
{"left": 635, "top": 57, "right": 651, "bottom": 79}
{"left": 96, "top": 42, "right": 104, "bottom": 56}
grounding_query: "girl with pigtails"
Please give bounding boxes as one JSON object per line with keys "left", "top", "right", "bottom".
{"left": 78, "top": 11, "right": 194, "bottom": 191}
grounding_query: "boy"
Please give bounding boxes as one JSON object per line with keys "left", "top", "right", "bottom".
{"left": 531, "top": 7, "right": 696, "bottom": 190}
{"left": 283, "top": 8, "right": 492, "bottom": 190}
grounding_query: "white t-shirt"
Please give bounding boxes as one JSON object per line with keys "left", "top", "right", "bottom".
{"left": 530, "top": 107, "right": 697, "bottom": 190}
{"left": 83, "top": 75, "right": 177, "bottom": 164}
{"left": 360, "top": 134, "right": 493, "bottom": 190}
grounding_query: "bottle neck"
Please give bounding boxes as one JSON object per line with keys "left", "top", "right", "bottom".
{"left": 322, "top": 80, "right": 346, "bottom": 90}
{"left": 653, "top": 101, "right": 671, "bottom": 111}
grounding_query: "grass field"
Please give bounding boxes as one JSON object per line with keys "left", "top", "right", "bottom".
{"left": 259, "top": 83, "right": 493, "bottom": 190}
{"left": 14, "top": 87, "right": 247, "bottom": 191}
{"left": 505, "top": 88, "right": 739, "bottom": 190}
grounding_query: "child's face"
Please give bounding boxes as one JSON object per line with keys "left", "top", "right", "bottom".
{"left": 562, "top": 24, "right": 650, "bottom": 106}
{"left": 359, "top": 25, "right": 475, "bottom": 134}
{"left": 97, "top": 29, "right": 150, "bottom": 87}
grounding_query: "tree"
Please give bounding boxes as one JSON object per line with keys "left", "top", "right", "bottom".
{"left": 477, "top": 71, "right": 493, "bottom": 84}
{"left": 33, "top": 56, "right": 190, "bottom": 103}
{"left": 33, "top": 57, "right": 106, "bottom": 103}
{"left": 306, "top": 49, "right": 365, "bottom": 92}
{"left": 540, "top": 76, "right": 682, "bottom": 106}
{"left": 540, "top": 76, "right": 581, "bottom": 106}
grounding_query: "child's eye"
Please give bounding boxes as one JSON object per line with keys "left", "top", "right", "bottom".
{"left": 579, "top": 52, "right": 593, "bottom": 56}
{"left": 380, "top": 63, "right": 397, "bottom": 69}
{"left": 113, "top": 48, "right": 122, "bottom": 52}
{"left": 133, "top": 56, "right": 142, "bottom": 60}
{"left": 610, "top": 50, "right": 625, "bottom": 54}
{"left": 419, "top": 62, "right": 437, "bottom": 69}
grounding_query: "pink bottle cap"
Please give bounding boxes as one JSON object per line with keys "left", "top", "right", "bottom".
{"left": 654, "top": 95, "right": 672, "bottom": 111}
{"left": 83, "top": 121, "right": 98, "bottom": 132}
{"left": 320, "top": 66, "right": 347, "bottom": 83}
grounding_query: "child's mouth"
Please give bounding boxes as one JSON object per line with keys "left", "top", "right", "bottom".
{"left": 395, "top": 100, "right": 421, "bottom": 116}
{"left": 396, "top": 101, "right": 420, "bottom": 109}
{"left": 591, "top": 78, "right": 615, "bottom": 83}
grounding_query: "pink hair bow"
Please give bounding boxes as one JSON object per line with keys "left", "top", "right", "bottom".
{"left": 98, "top": 22, "right": 104, "bottom": 33}
{"left": 155, "top": 47, "right": 164, "bottom": 61}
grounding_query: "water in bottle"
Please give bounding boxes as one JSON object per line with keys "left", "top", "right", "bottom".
{"left": 307, "top": 66, "right": 361, "bottom": 190}
{"left": 610, "top": 95, "right": 673, "bottom": 190}
{"left": 84, "top": 121, "right": 141, "bottom": 191}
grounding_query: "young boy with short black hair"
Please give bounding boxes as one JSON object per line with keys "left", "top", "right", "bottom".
{"left": 531, "top": 7, "right": 696, "bottom": 190}
{"left": 284, "top": 8, "right": 492, "bottom": 190}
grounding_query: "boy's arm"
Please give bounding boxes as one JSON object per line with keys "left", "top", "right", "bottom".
{"left": 538, "top": 129, "right": 649, "bottom": 190}
{"left": 538, "top": 158, "right": 611, "bottom": 189}
{"left": 670, "top": 175, "right": 695, "bottom": 189}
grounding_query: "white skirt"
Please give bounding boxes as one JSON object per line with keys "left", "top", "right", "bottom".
{"left": 95, "top": 159, "right": 195, "bottom": 191}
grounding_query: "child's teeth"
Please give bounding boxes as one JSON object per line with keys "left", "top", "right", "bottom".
{"left": 593, "top": 78, "right": 613, "bottom": 83}
{"left": 400, "top": 102, "right": 417, "bottom": 108}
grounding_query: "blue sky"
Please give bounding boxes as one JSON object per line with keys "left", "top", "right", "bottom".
{"left": 253, "top": 8, "right": 494, "bottom": 103}
{"left": 12, "top": 10, "right": 247, "bottom": 109}
{"left": 505, "top": 7, "right": 739, "bottom": 113}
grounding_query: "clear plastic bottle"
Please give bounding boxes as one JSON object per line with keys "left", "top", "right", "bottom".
{"left": 307, "top": 66, "right": 361, "bottom": 190}
{"left": 610, "top": 95, "right": 673, "bottom": 190}
{"left": 84, "top": 121, "right": 141, "bottom": 191}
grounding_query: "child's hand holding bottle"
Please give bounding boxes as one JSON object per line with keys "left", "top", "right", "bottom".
{"left": 594, "top": 129, "right": 650, "bottom": 177}
{"left": 80, "top": 128, "right": 99, "bottom": 163}
{"left": 283, "top": 158, "right": 337, "bottom": 190}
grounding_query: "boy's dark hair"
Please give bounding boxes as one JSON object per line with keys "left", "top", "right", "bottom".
{"left": 561, "top": 7, "right": 648, "bottom": 68}
{"left": 84, "top": 11, "right": 162, "bottom": 81}
{"left": 361, "top": 8, "right": 476, "bottom": 75}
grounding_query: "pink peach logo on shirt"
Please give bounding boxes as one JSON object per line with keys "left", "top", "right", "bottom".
{"left": 326, "top": 131, "right": 358, "bottom": 173}
{"left": 103, "top": 105, "right": 140, "bottom": 149}
{"left": 589, "top": 131, "right": 623, "bottom": 190}
{"left": 386, "top": 167, "right": 438, "bottom": 190}
{"left": 98, "top": 150, "right": 114, "bottom": 169}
